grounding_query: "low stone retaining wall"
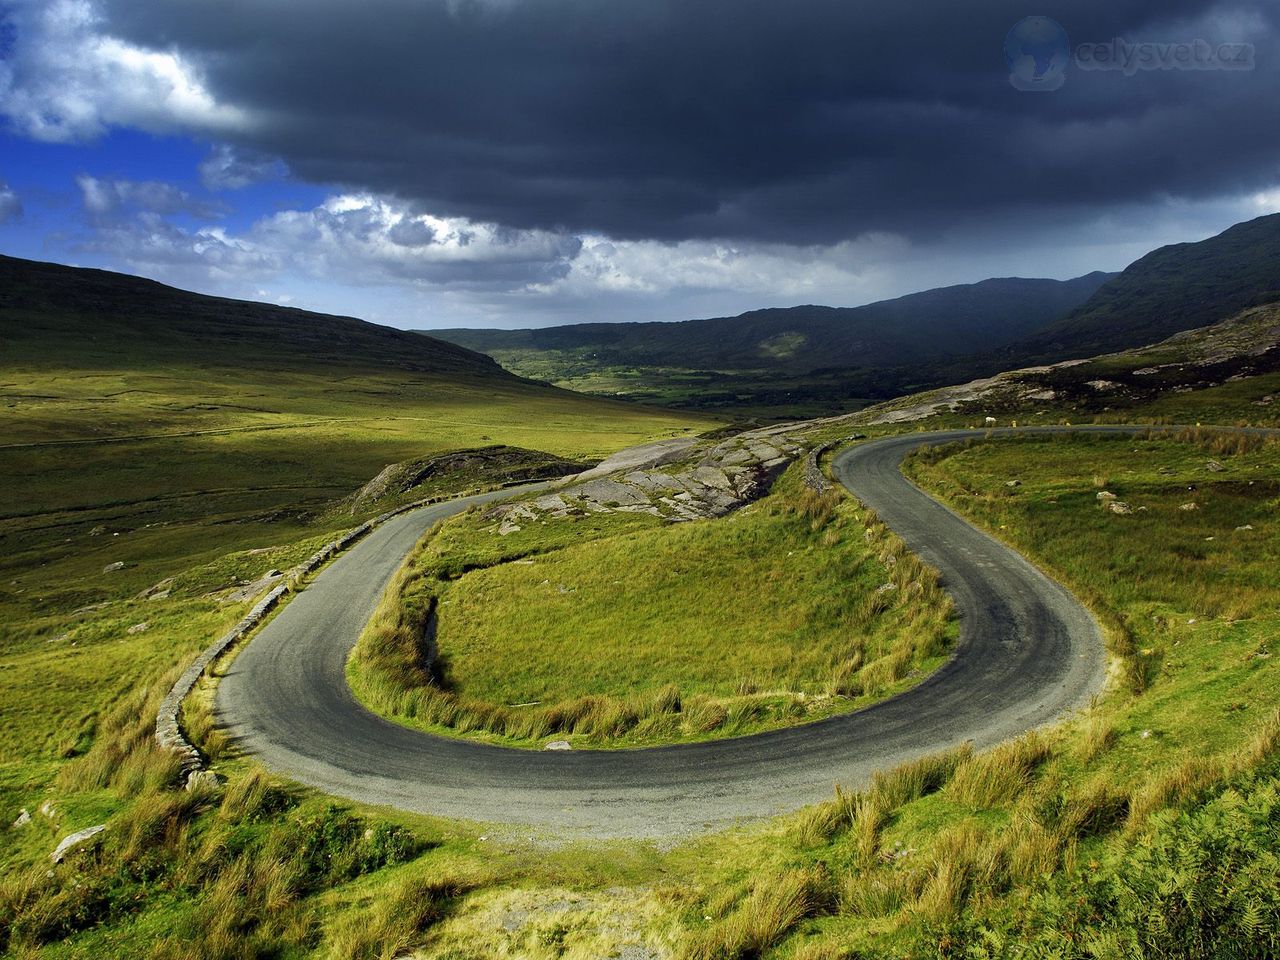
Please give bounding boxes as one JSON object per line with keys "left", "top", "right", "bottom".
{"left": 803, "top": 441, "right": 837, "bottom": 492}
{"left": 154, "top": 498, "right": 436, "bottom": 775}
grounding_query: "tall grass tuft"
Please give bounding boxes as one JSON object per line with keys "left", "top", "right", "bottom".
{"left": 324, "top": 871, "right": 473, "bottom": 960}
{"left": 870, "top": 744, "right": 971, "bottom": 810}
{"left": 683, "top": 868, "right": 831, "bottom": 960}
{"left": 1126, "top": 756, "right": 1220, "bottom": 830}
{"left": 1235, "top": 706, "right": 1280, "bottom": 773}
{"left": 947, "top": 733, "right": 1051, "bottom": 808}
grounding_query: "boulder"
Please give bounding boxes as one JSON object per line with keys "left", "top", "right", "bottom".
{"left": 102, "top": 561, "right": 126, "bottom": 573}
{"left": 1107, "top": 501, "right": 1133, "bottom": 515}
{"left": 51, "top": 824, "right": 105, "bottom": 863}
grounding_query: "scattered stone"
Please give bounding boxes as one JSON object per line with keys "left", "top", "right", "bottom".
{"left": 223, "top": 572, "right": 290, "bottom": 603}
{"left": 1005, "top": 480, "right": 1021, "bottom": 487}
{"left": 544, "top": 740, "right": 572, "bottom": 751}
{"left": 185, "top": 770, "right": 223, "bottom": 793}
{"left": 40, "top": 801, "right": 56, "bottom": 818}
{"left": 136, "top": 577, "right": 174, "bottom": 600}
{"left": 88, "top": 525, "right": 106, "bottom": 536}
{"left": 875, "top": 582, "right": 897, "bottom": 594}
{"left": 1236, "top": 524, "right": 1254, "bottom": 531}
{"left": 1180, "top": 502, "right": 1199, "bottom": 511}
{"left": 497, "top": 520, "right": 522, "bottom": 536}
{"left": 1107, "top": 501, "right": 1133, "bottom": 515}
{"left": 127, "top": 622, "right": 150, "bottom": 634}
{"left": 1139, "top": 730, "right": 1153, "bottom": 740}
{"left": 51, "top": 824, "right": 105, "bottom": 863}
{"left": 12, "top": 808, "right": 31, "bottom": 827}
{"left": 102, "top": 561, "right": 126, "bottom": 573}
{"left": 1206, "top": 460, "right": 1225, "bottom": 473}
{"left": 984, "top": 417, "right": 998, "bottom": 426}
{"left": 1097, "top": 491, "right": 1117, "bottom": 501}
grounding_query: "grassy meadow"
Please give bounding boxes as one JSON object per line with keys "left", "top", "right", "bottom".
{"left": 347, "top": 466, "right": 955, "bottom": 748}
{"left": 4, "top": 428, "right": 1279, "bottom": 958}
{"left": 0, "top": 355, "right": 711, "bottom": 811}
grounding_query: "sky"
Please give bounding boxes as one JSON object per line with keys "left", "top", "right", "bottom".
{"left": 0, "top": 0, "right": 1277, "bottom": 330}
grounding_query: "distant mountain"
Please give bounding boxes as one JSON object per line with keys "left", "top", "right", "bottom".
{"left": 1010, "top": 213, "right": 1280, "bottom": 361}
{"left": 0, "top": 254, "right": 501, "bottom": 378}
{"left": 430, "top": 273, "right": 1114, "bottom": 374}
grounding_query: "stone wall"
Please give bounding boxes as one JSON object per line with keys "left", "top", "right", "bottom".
{"left": 154, "top": 499, "right": 433, "bottom": 774}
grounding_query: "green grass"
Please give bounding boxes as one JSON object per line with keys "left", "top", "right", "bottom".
{"left": 347, "top": 468, "right": 956, "bottom": 747}
{"left": 4, "top": 256, "right": 1278, "bottom": 960}
{"left": 4, "top": 427, "right": 1280, "bottom": 959}
{"left": 450, "top": 345, "right": 880, "bottom": 419}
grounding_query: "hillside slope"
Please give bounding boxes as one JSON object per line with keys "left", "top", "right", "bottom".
{"left": 1011, "top": 213, "right": 1280, "bottom": 361}
{"left": 432, "top": 273, "right": 1112, "bottom": 374}
{"left": 857, "top": 300, "right": 1280, "bottom": 427}
{"left": 0, "top": 254, "right": 497, "bottom": 377}
{"left": 0, "top": 255, "right": 709, "bottom": 632}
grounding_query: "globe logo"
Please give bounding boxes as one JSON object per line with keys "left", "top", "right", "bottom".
{"left": 1004, "top": 16, "right": 1070, "bottom": 91}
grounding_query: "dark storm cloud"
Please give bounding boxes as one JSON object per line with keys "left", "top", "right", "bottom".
{"left": 70, "top": 0, "right": 1280, "bottom": 243}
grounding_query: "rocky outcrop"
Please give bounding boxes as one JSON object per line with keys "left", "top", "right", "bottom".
{"left": 345, "top": 445, "right": 591, "bottom": 514}
{"left": 484, "top": 430, "right": 804, "bottom": 531}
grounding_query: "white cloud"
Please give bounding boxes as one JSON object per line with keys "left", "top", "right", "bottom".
{"left": 1251, "top": 190, "right": 1280, "bottom": 214}
{"left": 540, "top": 233, "right": 909, "bottom": 302}
{"left": 0, "top": 180, "right": 21, "bottom": 224}
{"left": 69, "top": 193, "right": 580, "bottom": 294}
{"left": 246, "top": 194, "right": 583, "bottom": 289}
{"left": 0, "top": 0, "right": 253, "bottom": 142}
{"left": 63, "top": 186, "right": 1277, "bottom": 329}
{"left": 66, "top": 189, "right": 910, "bottom": 315}
{"left": 76, "top": 174, "right": 226, "bottom": 220}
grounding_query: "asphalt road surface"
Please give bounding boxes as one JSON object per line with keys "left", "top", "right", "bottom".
{"left": 216, "top": 427, "right": 1117, "bottom": 838}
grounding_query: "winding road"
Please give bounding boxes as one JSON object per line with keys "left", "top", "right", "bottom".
{"left": 215, "top": 427, "right": 1115, "bottom": 838}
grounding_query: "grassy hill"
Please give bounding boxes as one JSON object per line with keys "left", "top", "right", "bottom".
{"left": 0, "top": 254, "right": 500, "bottom": 377}
{"left": 1010, "top": 213, "right": 1280, "bottom": 361}
{"left": 853, "top": 300, "right": 1280, "bottom": 430}
{"left": 427, "top": 274, "right": 1112, "bottom": 415}
{"left": 0, "top": 255, "right": 709, "bottom": 602}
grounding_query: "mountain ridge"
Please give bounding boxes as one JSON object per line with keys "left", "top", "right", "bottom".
{"left": 429, "top": 272, "right": 1115, "bottom": 374}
